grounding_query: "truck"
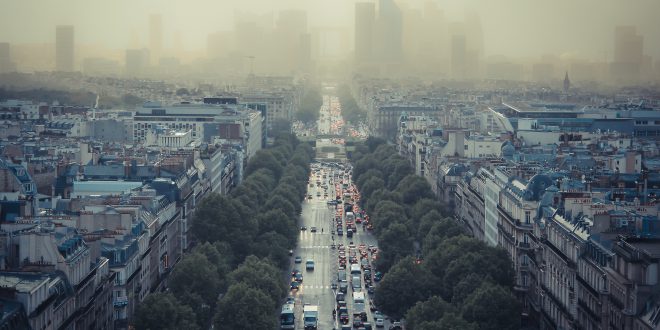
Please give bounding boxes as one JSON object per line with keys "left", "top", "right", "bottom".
{"left": 303, "top": 305, "right": 319, "bottom": 330}
{"left": 352, "top": 292, "right": 367, "bottom": 326}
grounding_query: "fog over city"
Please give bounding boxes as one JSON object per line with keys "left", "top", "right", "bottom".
{"left": 1, "top": 0, "right": 659, "bottom": 82}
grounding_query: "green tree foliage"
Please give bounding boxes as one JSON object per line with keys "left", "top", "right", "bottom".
{"left": 214, "top": 283, "right": 277, "bottom": 330}
{"left": 295, "top": 88, "right": 323, "bottom": 123}
{"left": 461, "top": 283, "right": 521, "bottom": 330}
{"left": 405, "top": 296, "right": 455, "bottom": 330}
{"left": 227, "top": 256, "right": 287, "bottom": 309}
{"left": 348, "top": 139, "right": 521, "bottom": 329}
{"left": 337, "top": 84, "right": 366, "bottom": 124}
{"left": 245, "top": 149, "right": 284, "bottom": 179}
{"left": 134, "top": 293, "right": 199, "bottom": 330}
{"left": 374, "top": 257, "right": 434, "bottom": 319}
{"left": 395, "top": 175, "right": 435, "bottom": 205}
{"left": 168, "top": 251, "right": 225, "bottom": 308}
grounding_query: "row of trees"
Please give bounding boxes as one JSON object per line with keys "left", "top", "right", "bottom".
{"left": 294, "top": 87, "right": 323, "bottom": 123}
{"left": 337, "top": 84, "right": 366, "bottom": 124}
{"left": 351, "top": 138, "right": 521, "bottom": 330}
{"left": 135, "top": 132, "right": 313, "bottom": 330}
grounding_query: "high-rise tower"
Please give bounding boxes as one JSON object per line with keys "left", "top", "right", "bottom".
{"left": 563, "top": 72, "right": 570, "bottom": 93}
{"left": 611, "top": 26, "right": 643, "bottom": 83}
{"left": 355, "top": 2, "right": 376, "bottom": 64}
{"left": 56, "top": 25, "right": 74, "bottom": 72}
{"left": 149, "top": 15, "right": 163, "bottom": 65}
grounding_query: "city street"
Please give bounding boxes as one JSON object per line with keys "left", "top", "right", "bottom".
{"left": 286, "top": 92, "right": 385, "bottom": 330}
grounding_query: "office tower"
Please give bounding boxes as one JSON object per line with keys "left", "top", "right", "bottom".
{"left": 149, "top": 15, "right": 162, "bottom": 65}
{"left": 375, "top": 0, "right": 403, "bottom": 63}
{"left": 125, "top": 49, "right": 149, "bottom": 77}
{"left": 355, "top": 2, "right": 376, "bottom": 63}
{"left": 0, "top": 42, "right": 13, "bottom": 73}
{"left": 56, "top": 25, "right": 75, "bottom": 72}
{"left": 563, "top": 72, "right": 570, "bottom": 93}
{"left": 532, "top": 63, "right": 555, "bottom": 82}
{"left": 611, "top": 26, "right": 643, "bottom": 82}
{"left": 275, "top": 10, "right": 308, "bottom": 73}
{"left": 451, "top": 34, "right": 466, "bottom": 79}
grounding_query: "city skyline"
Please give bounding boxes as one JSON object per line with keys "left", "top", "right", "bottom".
{"left": 0, "top": 0, "right": 659, "bottom": 60}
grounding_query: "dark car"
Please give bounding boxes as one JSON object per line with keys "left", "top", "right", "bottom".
{"left": 290, "top": 281, "right": 300, "bottom": 290}
{"left": 295, "top": 273, "right": 303, "bottom": 282}
{"left": 374, "top": 272, "right": 383, "bottom": 282}
{"left": 310, "top": 226, "right": 317, "bottom": 233}
{"left": 300, "top": 226, "right": 307, "bottom": 231}
{"left": 295, "top": 256, "right": 302, "bottom": 263}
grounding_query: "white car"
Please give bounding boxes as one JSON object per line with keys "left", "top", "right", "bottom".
{"left": 375, "top": 317, "right": 384, "bottom": 328}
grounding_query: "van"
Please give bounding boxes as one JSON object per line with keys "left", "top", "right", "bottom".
{"left": 350, "top": 264, "right": 361, "bottom": 275}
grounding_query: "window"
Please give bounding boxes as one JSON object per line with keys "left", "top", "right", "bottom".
{"left": 525, "top": 211, "right": 531, "bottom": 224}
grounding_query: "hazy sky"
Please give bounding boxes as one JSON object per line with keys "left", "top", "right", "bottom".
{"left": 1, "top": 0, "right": 659, "bottom": 60}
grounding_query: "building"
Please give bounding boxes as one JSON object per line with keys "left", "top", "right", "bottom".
{"left": 355, "top": 2, "right": 376, "bottom": 64}
{"left": 611, "top": 26, "right": 644, "bottom": 83}
{"left": 55, "top": 25, "right": 75, "bottom": 72}
{"left": 149, "top": 14, "right": 163, "bottom": 65}
{"left": 375, "top": 0, "right": 403, "bottom": 64}
{"left": 125, "top": 49, "right": 149, "bottom": 77}
{"left": 0, "top": 42, "right": 15, "bottom": 73}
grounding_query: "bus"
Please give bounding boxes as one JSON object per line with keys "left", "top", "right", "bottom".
{"left": 280, "top": 303, "right": 295, "bottom": 329}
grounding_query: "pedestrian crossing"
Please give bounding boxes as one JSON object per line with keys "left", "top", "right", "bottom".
{"left": 299, "top": 245, "right": 332, "bottom": 249}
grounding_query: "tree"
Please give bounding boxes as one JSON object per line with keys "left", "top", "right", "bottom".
{"left": 360, "top": 176, "right": 386, "bottom": 202}
{"left": 256, "top": 209, "right": 296, "bottom": 245}
{"left": 227, "top": 256, "right": 287, "bottom": 308}
{"left": 134, "top": 293, "right": 199, "bottom": 330}
{"left": 168, "top": 251, "right": 224, "bottom": 308}
{"left": 395, "top": 175, "right": 435, "bottom": 205}
{"left": 295, "top": 88, "right": 323, "bottom": 123}
{"left": 405, "top": 296, "right": 455, "bottom": 330}
{"left": 375, "top": 223, "right": 414, "bottom": 271}
{"left": 416, "top": 210, "right": 444, "bottom": 241}
{"left": 374, "top": 257, "right": 434, "bottom": 319}
{"left": 421, "top": 218, "right": 466, "bottom": 254}
{"left": 191, "top": 194, "right": 257, "bottom": 260}
{"left": 245, "top": 150, "right": 284, "bottom": 179}
{"left": 461, "top": 283, "right": 521, "bottom": 330}
{"left": 214, "top": 283, "right": 277, "bottom": 330}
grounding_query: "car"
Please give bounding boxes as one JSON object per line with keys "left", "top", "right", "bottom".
{"left": 362, "top": 322, "right": 373, "bottom": 330}
{"left": 339, "top": 281, "right": 348, "bottom": 293}
{"left": 300, "top": 226, "right": 307, "bottom": 231}
{"left": 337, "top": 300, "right": 347, "bottom": 309}
{"left": 291, "top": 269, "right": 300, "bottom": 276}
{"left": 367, "top": 285, "right": 375, "bottom": 294}
{"left": 295, "top": 273, "right": 303, "bottom": 282}
{"left": 311, "top": 227, "right": 317, "bottom": 233}
{"left": 306, "top": 259, "right": 315, "bottom": 271}
{"left": 389, "top": 322, "right": 403, "bottom": 330}
{"left": 375, "top": 317, "right": 385, "bottom": 328}
{"left": 294, "top": 256, "right": 302, "bottom": 263}
{"left": 290, "top": 281, "right": 300, "bottom": 290}
{"left": 374, "top": 272, "right": 383, "bottom": 282}
{"left": 353, "top": 318, "right": 364, "bottom": 328}
{"left": 285, "top": 295, "right": 296, "bottom": 305}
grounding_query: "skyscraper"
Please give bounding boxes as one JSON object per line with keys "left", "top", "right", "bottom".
{"left": 451, "top": 34, "right": 467, "bottom": 80}
{"left": 56, "top": 25, "right": 74, "bottom": 72}
{"left": 355, "top": 2, "right": 376, "bottom": 63}
{"left": 611, "top": 26, "right": 643, "bottom": 82}
{"left": 125, "top": 49, "right": 149, "bottom": 77}
{"left": 149, "top": 15, "right": 163, "bottom": 65}
{"left": 375, "top": 0, "right": 403, "bottom": 63}
{"left": 0, "top": 42, "right": 13, "bottom": 73}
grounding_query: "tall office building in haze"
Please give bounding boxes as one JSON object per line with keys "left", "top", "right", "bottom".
{"left": 55, "top": 25, "right": 74, "bottom": 72}
{"left": 611, "top": 25, "right": 644, "bottom": 83}
{"left": 0, "top": 42, "right": 13, "bottom": 73}
{"left": 355, "top": 2, "right": 376, "bottom": 64}
{"left": 375, "top": 0, "right": 403, "bottom": 63}
{"left": 149, "top": 15, "right": 163, "bottom": 65}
